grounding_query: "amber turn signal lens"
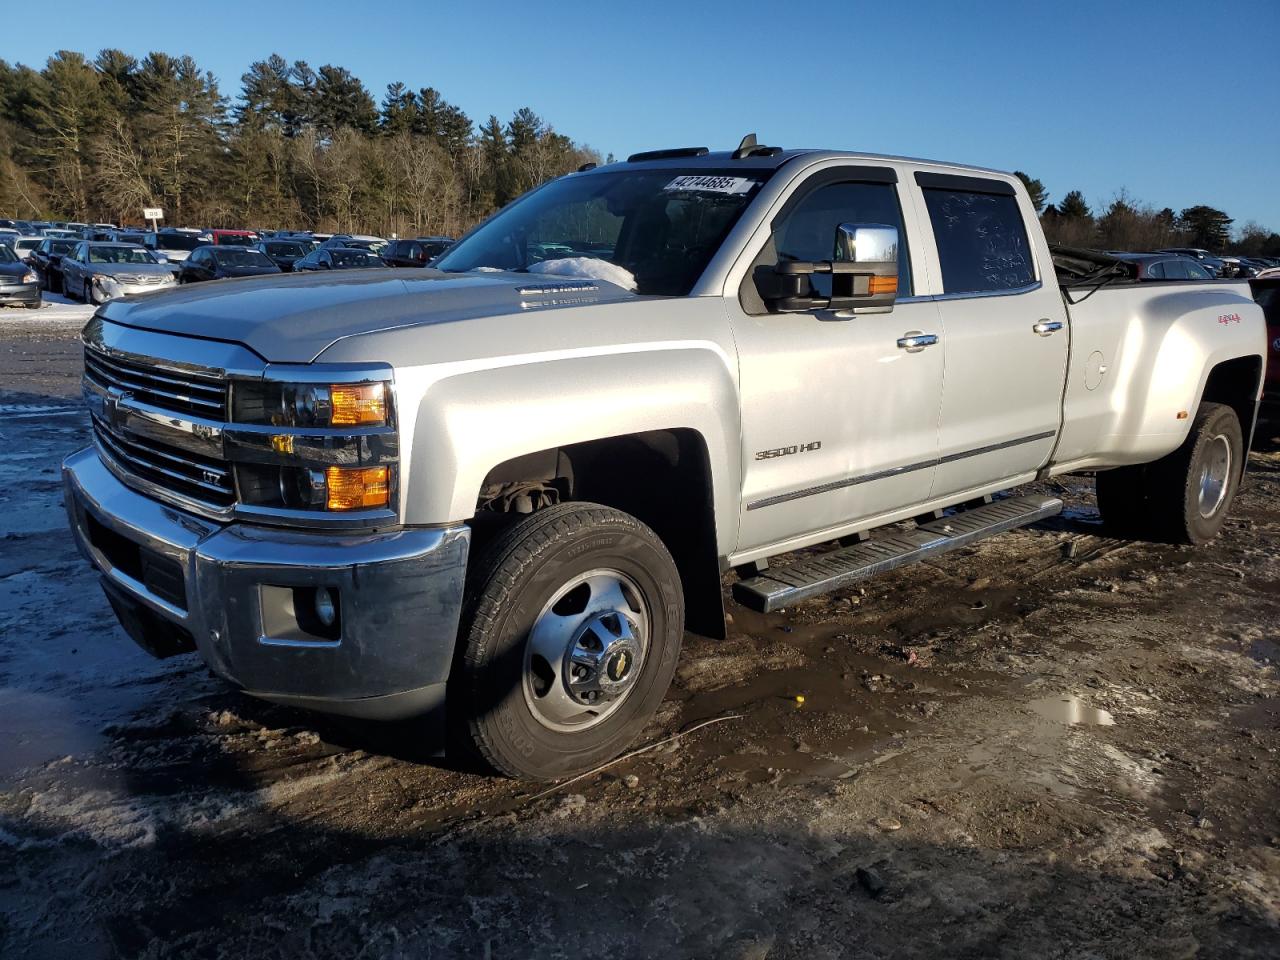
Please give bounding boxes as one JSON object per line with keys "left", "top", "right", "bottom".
{"left": 869, "top": 275, "right": 898, "bottom": 295}
{"left": 325, "top": 465, "right": 389, "bottom": 510}
{"left": 330, "top": 383, "right": 386, "bottom": 426}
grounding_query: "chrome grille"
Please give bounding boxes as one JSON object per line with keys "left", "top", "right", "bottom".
{"left": 84, "top": 346, "right": 227, "bottom": 419}
{"left": 92, "top": 414, "right": 235, "bottom": 508}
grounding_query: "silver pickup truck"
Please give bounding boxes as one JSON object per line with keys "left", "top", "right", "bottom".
{"left": 63, "top": 141, "right": 1267, "bottom": 779}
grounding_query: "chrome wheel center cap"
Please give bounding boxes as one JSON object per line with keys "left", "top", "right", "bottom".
{"left": 565, "top": 612, "right": 642, "bottom": 706}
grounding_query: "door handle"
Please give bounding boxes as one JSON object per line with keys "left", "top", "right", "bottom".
{"left": 1032, "top": 320, "right": 1064, "bottom": 336}
{"left": 896, "top": 332, "right": 938, "bottom": 353}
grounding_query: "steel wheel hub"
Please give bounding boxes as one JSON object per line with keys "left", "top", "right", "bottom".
{"left": 523, "top": 569, "right": 650, "bottom": 732}
{"left": 1197, "top": 434, "right": 1231, "bottom": 518}
{"left": 567, "top": 612, "right": 641, "bottom": 705}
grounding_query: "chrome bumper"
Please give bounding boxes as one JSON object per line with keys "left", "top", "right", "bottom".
{"left": 62, "top": 446, "right": 470, "bottom": 720}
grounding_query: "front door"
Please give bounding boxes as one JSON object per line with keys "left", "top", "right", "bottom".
{"left": 728, "top": 170, "right": 945, "bottom": 554}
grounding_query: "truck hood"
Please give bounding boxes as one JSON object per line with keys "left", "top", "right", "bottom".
{"left": 96, "top": 268, "right": 638, "bottom": 363}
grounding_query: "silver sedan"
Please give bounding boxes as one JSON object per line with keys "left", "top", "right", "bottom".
{"left": 59, "top": 241, "right": 178, "bottom": 304}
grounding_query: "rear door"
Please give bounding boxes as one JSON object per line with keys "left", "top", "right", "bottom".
{"left": 912, "top": 172, "right": 1069, "bottom": 500}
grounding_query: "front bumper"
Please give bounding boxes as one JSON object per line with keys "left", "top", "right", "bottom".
{"left": 0, "top": 281, "right": 40, "bottom": 305}
{"left": 63, "top": 446, "right": 470, "bottom": 720}
{"left": 93, "top": 277, "right": 177, "bottom": 301}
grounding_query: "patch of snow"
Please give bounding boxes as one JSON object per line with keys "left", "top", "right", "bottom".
{"left": 0, "top": 292, "right": 95, "bottom": 327}
{"left": 527, "top": 257, "right": 637, "bottom": 292}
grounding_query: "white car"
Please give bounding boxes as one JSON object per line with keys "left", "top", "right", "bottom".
{"left": 10, "top": 236, "right": 44, "bottom": 261}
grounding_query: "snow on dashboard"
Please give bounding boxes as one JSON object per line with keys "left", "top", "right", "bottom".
{"left": 527, "top": 257, "right": 637, "bottom": 292}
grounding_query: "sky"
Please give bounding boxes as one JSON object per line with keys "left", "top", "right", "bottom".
{"left": 5, "top": 0, "right": 1279, "bottom": 231}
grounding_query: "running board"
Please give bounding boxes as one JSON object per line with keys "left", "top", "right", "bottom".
{"left": 732, "top": 494, "right": 1063, "bottom": 613}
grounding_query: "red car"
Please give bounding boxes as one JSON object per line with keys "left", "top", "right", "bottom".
{"left": 1252, "top": 277, "right": 1280, "bottom": 409}
{"left": 210, "top": 229, "right": 258, "bottom": 246}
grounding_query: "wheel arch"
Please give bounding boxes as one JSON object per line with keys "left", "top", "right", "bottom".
{"left": 1198, "top": 354, "right": 1263, "bottom": 462}
{"left": 472, "top": 429, "right": 727, "bottom": 640}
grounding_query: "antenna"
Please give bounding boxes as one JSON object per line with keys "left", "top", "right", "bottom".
{"left": 732, "top": 133, "right": 758, "bottom": 160}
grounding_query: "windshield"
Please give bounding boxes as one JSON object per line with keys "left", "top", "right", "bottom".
{"left": 331, "top": 249, "right": 385, "bottom": 267}
{"left": 213, "top": 248, "right": 274, "bottom": 268}
{"left": 157, "top": 233, "right": 207, "bottom": 252}
{"left": 115, "top": 233, "right": 145, "bottom": 244}
{"left": 434, "top": 169, "right": 767, "bottom": 296}
{"left": 48, "top": 239, "right": 77, "bottom": 254}
{"left": 89, "top": 246, "right": 158, "bottom": 265}
{"left": 0, "top": 246, "right": 17, "bottom": 263}
{"left": 265, "top": 242, "right": 305, "bottom": 256}
{"left": 16, "top": 239, "right": 40, "bottom": 250}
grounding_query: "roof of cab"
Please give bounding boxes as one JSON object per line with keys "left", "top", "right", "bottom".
{"left": 591, "top": 147, "right": 1013, "bottom": 179}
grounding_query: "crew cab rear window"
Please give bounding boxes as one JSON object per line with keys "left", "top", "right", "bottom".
{"left": 919, "top": 175, "right": 1035, "bottom": 294}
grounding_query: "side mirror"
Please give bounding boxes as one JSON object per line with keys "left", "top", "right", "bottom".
{"left": 767, "top": 222, "right": 900, "bottom": 315}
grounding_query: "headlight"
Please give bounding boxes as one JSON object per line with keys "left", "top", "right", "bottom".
{"left": 93, "top": 274, "right": 118, "bottom": 285}
{"left": 232, "top": 381, "right": 388, "bottom": 427}
{"left": 227, "top": 375, "right": 397, "bottom": 517}
{"left": 21, "top": 270, "right": 37, "bottom": 284}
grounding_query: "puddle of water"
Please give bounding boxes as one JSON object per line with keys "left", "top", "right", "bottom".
{"left": 1026, "top": 693, "right": 1115, "bottom": 726}
{"left": 0, "top": 688, "right": 104, "bottom": 784}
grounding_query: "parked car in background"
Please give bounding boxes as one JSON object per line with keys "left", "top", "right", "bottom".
{"left": 382, "top": 236, "right": 454, "bottom": 267}
{"left": 11, "top": 236, "right": 44, "bottom": 262}
{"left": 42, "top": 228, "right": 78, "bottom": 240}
{"left": 0, "top": 219, "right": 14, "bottom": 228}
{"left": 144, "top": 228, "right": 212, "bottom": 263}
{"left": 319, "top": 234, "right": 388, "bottom": 255}
{"left": 1252, "top": 276, "right": 1280, "bottom": 410}
{"left": 0, "top": 228, "right": 20, "bottom": 249}
{"left": 29, "top": 237, "right": 80, "bottom": 293}
{"left": 1157, "top": 247, "right": 1225, "bottom": 277}
{"left": 0, "top": 243, "right": 42, "bottom": 308}
{"left": 256, "top": 239, "right": 309, "bottom": 272}
{"left": 177, "top": 245, "right": 282, "bottom": 283}
{"left": 60, "top": 241, "right": 178, "bottom": 304}
{"left": 1110, "top": 253, "right": 1216, "bottom": 281}
{"left": 210, "top": 229, "right": 258, "bottom": 246}
{"left": 294, "top": 246, "right": 389, "bottom": 271}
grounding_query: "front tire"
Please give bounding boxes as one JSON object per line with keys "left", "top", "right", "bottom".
{"left": 451, "top": 503, "right": 684, "bottom": 780}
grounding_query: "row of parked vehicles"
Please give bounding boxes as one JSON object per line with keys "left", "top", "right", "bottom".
{"left": 1140, "top": 247, "right": 1280, "bottom": 279}
{"left": 0, "top": 223, "right": 456, "bottom": 305}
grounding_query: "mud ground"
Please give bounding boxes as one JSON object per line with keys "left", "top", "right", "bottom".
{"left": 0, "top": 321, "right": 1277, "bottom": 959}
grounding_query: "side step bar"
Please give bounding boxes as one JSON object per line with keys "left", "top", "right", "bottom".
{"left": 732, "top": 494, "right": 1063, "bottom": 613}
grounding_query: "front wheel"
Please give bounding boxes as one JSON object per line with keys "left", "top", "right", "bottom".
{"left": 451, "top": 503, "right": 684, "bottom": 780}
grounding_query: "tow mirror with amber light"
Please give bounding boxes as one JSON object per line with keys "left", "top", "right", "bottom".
{"left": 766, "top": 222, "right": 900, "bottom": 315}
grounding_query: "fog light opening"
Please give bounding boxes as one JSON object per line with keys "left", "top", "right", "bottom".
{"left": 315, "top": 587, "right": 338, "bottom": 628}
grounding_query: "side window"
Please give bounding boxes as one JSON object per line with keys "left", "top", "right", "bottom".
{"left": 1147, "top": 261, "right": 1166, "bottom": 279}
{"left": 921, "top": 185, "right": 1035, "bottom": 293}
{"left": 760, "top": 178, "right": 913, "bottom": 304}
{"left": 1187, "top": 262, "right": 1212, "bottom": 280}
{"left": 1164, "top": 260, "right": 1190, "bottom": 280}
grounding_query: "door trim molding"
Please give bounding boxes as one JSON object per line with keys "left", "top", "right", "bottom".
{"left": 745, "top": 430, "right": 1057, "bottom": 511}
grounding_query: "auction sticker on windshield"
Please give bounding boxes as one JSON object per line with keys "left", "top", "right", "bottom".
{"left": 664, "top": 175, "right": 757, "bottom": 195}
